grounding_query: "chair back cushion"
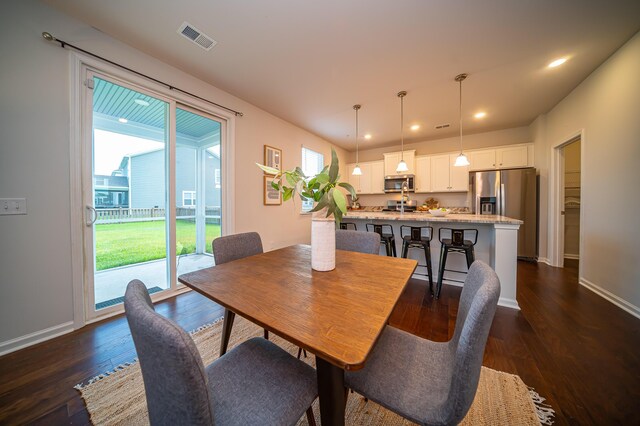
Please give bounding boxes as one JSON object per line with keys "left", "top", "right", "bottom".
{"left": 124, "top": 280, "right": 213, "bottom": 426}
{"left": 336, "top": 229, "right": 381, "bottom": 254}
{"left": 446, "top": 261, "right": 500, "bottom": 424}
{"left": 212, "top": 232, "right": 263, "bottom": 265}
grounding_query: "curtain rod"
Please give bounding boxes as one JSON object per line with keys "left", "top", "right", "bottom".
{"left": 42, "top": 32, "right": 244, "bottom": 117}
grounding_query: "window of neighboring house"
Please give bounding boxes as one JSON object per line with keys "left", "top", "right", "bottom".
{"left": 182, "top": 190, "right": 196, "bottom": 207}
{"left": 301, "top": 147, "right": 324, "bottom": 212}
{"left": 214, "top": 169, "right": 221, "bottom": 189}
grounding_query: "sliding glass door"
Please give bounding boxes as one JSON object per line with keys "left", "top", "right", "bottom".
{"left": 83, "top": 70, "right": 224, "bottom": 319}
{"left": 175, "top": 106, "right": 222, "bottom": 277}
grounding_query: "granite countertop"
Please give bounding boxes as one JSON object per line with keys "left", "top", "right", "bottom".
{"left": 343, "top": 211, "right": 523, "bottom": 225}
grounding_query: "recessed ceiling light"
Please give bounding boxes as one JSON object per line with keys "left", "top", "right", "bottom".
{"left": 474, "top": 112, "right": 487, "bottom": 119}
{"left": 364, "top": 134, "right": 372, "bottom": 140}
{"left": 410, "top": 124, "right": 420, "bottom": 131}
{"left": 134, "top": 99, "right": 150, "bottom": 106}
{"left": 548, "top": 58, "right": 567, "bottom": 68}
{"left": 118, "top": 118, "right": 128, "bottom": 123}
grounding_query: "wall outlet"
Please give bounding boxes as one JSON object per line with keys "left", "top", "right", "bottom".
{"left": 0, "top": 198, "right": 27, "bottom": 215}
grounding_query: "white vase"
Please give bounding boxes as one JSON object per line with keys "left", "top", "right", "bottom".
{"left": 311, "top": 210, "right": 336, "bottom": 271}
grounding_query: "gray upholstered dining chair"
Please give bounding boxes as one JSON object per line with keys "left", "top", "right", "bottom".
{"left": 336, "top": 229, "right": 381, "bottom": 254}
{"left": 124, "top": 280, "right": 318, "bottom": 426}
{"left": 345, "top": 260, "right": 500, "bottom": 426}
{"left": 212, "top": 232, "right": 269, "bottom": 352}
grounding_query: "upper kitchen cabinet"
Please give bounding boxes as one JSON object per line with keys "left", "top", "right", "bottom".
{"left": 415, "top": 156, "right": 431, "bottom": 193}
{"left": 496, "top": 145, "right": 529, "bottom": 168}
{"left": 347, "top": 161, "right": 385, "bottom": 195}
{"left": 431, "top": 154, "right": 469, "bottom": 192}
{"left": 468, "top": 144, "right": 533, "bottom": 170}
{"left": 384, "top": 150, "right": 415, "bottom": 176}
{"left": 468, "top": 150, "right": 497, "bottom": 170}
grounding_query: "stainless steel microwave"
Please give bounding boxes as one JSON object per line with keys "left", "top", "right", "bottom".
{"left": 384, "top": 175, "right": 415, "bottom": 193}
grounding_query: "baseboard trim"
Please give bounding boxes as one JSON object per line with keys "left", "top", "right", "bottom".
{"left": 412, "top": 274, "right": 520, "bottom": 310}
{"left": 564, "top": 254, "right": 580, "bottom": 260}
{"left": 0, "top": 321, "right": 75, "bottom": 357}
{"left": 537, "top": 257, "right": 552, "bottom": 265}
{"left": 579, "top": 277, "right": 640, "bottom": 320}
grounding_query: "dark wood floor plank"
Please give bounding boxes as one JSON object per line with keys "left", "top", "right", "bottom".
{"left": 0, "top": 260, "right": 639, "bottom": 425}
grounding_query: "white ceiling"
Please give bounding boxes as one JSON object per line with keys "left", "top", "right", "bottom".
{"left": 44, "top": 0, "right": 640, "bottom": 150}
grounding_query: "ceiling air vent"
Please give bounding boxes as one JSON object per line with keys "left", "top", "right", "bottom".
{"left": 435, "top": 123, "right": 451, "bottom": 130}
{"left": 177, "top": 22, "right": 217, "bottom": 51}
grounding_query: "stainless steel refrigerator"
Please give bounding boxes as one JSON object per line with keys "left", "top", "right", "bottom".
{"left": 469, "top": 167, "right": 537, "bottom": 260}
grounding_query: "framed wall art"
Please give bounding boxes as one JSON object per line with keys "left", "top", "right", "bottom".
{"left": 263, "top": 175, "right": 282, "bottom": 205}
{"left": 263, "top": 145, "right": 282, "bottom": 174}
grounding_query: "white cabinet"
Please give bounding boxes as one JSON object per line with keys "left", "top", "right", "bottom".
{"left": 431, "top": 154, "right": 469, "bottom": 192}
{"left": 496, "top": 145, "right": 528, "bottom": 168}
{"left": 384, "top": 150, "right": 415, "bottom": 176}
{"left": 346, "top": 161, "right": 385, "bottom": 195}
{"left": 415, "top": 156, "right": 431, "bottom": 193}
{"left": 468, "top": 150, "right": 496, "bottom": 170}
{"left": 468, "top": 145, "right": 531, "bottom": 170}
{"left": 369, "top": 161, "right": 385, "bottom": 194}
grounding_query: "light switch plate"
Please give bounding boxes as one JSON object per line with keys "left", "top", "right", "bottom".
{"left": 0, "top": 198, "right": 27, "bottom": 215}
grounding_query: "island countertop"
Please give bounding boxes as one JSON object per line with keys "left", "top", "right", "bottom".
{"left": 343, "top": 211, "right": 523, "bottom": 225}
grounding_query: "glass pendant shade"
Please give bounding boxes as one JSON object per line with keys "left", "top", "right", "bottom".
{"left": 454, "top": 153, "right": 470, "bottom": 167}
{"left": 352, "top": 164, "right": 362, "bottom": 175}
{"left": 396, "top": 160, "right": 409, "bottom": 173}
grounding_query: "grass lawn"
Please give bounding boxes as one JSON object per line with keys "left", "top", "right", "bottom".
{"left": 95, "top": 219, "right": 221, "bottom": 270}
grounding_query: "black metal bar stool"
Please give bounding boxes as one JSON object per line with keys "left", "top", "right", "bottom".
{"left": 365, "top": 223, "right": 396, "bottom": 257}
{"left": 339, "top": 222, "right": 357, "bottom": 230}
{"left": 400, "top": 226, "right": 434, "bottom": 292}
{"left": 436, "top": 228, "right": 478, "bottom": 299}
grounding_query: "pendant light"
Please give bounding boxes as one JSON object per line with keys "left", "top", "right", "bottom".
{"left": 454, "top": 73, "right": 470, "bottom": 167}
{"left": 352, "top": 104, "right": 362, "bottom": 176}
{"left": 396, "top": 91, "right": 409, "bottom": 173}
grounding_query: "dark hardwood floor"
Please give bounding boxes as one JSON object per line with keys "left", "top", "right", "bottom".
{"left": 1, "top": 260, "right": 639, "bottom": 425}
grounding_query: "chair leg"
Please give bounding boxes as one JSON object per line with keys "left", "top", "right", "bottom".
{"left": 436, "top": 247, "right": 448, "bottom": 299}
{"left": 391, "top": 239, "right": 397, "bottom": 257}
{"left": 401, "top": 240, "right": 409, "bottom": 259}
{"left": 297, "top": 347, "right": 302, "bottom": 359}
{"left": 424, "top": 243, "right": 434, "bottom": 293}
{"left": 264, "top": 329, "right": 269, "bottom": 340}
{"left": 385, "top": 240, "right": 391, "bottom": 257}
{"left": 305, "top": 407, "right": 317, "bottom": 426}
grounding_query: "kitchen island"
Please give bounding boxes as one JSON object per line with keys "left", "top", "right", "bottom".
{"left": 343, "top": 211, "right": 522, "bottom": 310}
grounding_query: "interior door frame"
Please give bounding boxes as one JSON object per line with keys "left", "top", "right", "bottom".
{"left": 69, "top": 53, "right": 236, "bottom": 327}
{"left": 549, "top": 129, "right": 585, "bottom": 274}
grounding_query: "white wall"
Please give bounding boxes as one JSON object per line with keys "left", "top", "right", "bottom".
{"left": 0, "top": 0, "right": 344, "bottom": 350}
{"left": 350, "top": 127, "right": 532, "bottom": 207}
{"left": 532, "top": 31, "right": 640, "bottom": 314}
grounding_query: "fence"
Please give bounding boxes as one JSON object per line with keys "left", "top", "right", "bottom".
{"left": 96, "top": 207, "right": 221, "bottom": 224}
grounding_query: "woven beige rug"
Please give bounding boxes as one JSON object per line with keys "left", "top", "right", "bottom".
{"left": 76, "top": 316, "right": 553, "bottom": 425}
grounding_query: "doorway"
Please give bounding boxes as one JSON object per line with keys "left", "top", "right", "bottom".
{"left": 562, "top": 139, "right": 581, "bottom": 267}
{"left": 82, "top": 70, "right": 224, "bottom": 320}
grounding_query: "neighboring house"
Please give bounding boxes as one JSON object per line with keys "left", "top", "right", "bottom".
{"left": 93, "top": 174, "right": 129, "bottom": 208}
{"left": 127, "top": 145, "right": 221, "bottom": 209}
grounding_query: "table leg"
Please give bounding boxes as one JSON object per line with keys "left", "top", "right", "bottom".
{"left": 316, "top": 356, "right": 346, "bottom": 426}
{"left": 219, "top": 309, "right": 235, "bottom": 356}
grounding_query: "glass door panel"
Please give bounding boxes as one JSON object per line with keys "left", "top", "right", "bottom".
{"left": 90, "top": 75, "right": 169, "bottom": 311}
{"left": 175, "top": 106, "right": 221, "bottom": 277}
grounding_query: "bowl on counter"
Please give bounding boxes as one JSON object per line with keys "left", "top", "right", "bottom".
{"left": 429, "top": 208, "right": 450, "bottom": 217}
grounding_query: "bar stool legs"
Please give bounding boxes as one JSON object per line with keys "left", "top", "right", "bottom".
{"left": 435, "top": 228, "right": 479, "bottom": 299}
{"left": 400, "top": 226, "right": 434, "bottom": 293}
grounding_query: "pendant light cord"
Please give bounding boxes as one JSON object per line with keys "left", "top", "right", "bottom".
{"left": 356, "top": 106, "right": 359, "bottom": 164}
{"left": 400, "top": 94, "right": 405, "bottom": 161}
{"left": 459, "top": 78, "right": 463, "bottom": 154}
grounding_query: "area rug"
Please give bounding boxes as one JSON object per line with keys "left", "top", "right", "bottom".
{"left": 75, "top": 316, "right": 555, "bottom": 425}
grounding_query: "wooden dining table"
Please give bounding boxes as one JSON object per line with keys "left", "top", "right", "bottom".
{"left": 178, "top": 244, "right": 417, "bottom": 426}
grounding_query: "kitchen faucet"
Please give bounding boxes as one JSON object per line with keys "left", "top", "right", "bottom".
{"left": 400, "top": 179, "right": 409, "bottom": 214}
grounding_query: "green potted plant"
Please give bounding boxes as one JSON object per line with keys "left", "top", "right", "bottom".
{"left": 257, "top": 148, "right": 356, "bottom": 271}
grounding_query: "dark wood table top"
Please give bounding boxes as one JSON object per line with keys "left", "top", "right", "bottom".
{"left": 178, "top": 244, "right": 417, "bottom": 370}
